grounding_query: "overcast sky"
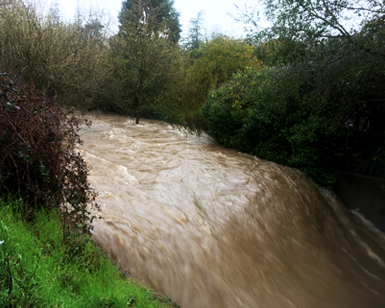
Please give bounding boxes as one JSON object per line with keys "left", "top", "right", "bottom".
{"left": 50, "top": 0, "right": 257, "bottom": 37}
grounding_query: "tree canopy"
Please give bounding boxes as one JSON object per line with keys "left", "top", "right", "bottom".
{"left": 242, "top": 0, "right": 384, "bottom": 41}
{"left": 184, "top": 10, "right": 205, "bottom": 50}
{"left": 235, "top": 0, "right": 383, "bottom": 66}
{"left": 188, "top": 36, "right": 262, "bottom": 90}
{"left": 158, "top": 36, "right": 263, "bottom": 132}
{"left": 119, "top": 0, "right": 181, "bottom": 43}
{"left": 200, "top": 0, "right": 385, "bottom": 187}
{"left": 111, "top": 0, "right": 178, "bottom": 124}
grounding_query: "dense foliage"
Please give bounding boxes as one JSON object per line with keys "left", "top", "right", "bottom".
{"left": 0, "top": 74, "right": 99, "bottom": 233}
{"left": 119, "top": 0, "right": 181, "bottom": 43}
{"left": 188, "top": 36, "right": 262, "bottom": 91}
{"left": 202, "top": 2, "right": 385, "bottom": 187}
{"left": 107, "top": 0, "right": 179, "bottom": 124}
{"left": 159, "top": 36, "right": 263, "bottom": 131}
{"left": 3, "top": 0, "right": 384, "bottom": 189}
{"left": 0, "top": 0, "right": 109, "bottom": 109}
{"left": 202, "top": 68, "right": 349, "bottom": 187}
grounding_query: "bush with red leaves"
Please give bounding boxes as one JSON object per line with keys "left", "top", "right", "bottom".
{"left": 0, "top": 73, "right": 99, "bottom": 233}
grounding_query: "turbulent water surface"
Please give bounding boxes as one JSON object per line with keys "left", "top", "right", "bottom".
{"left": 78, "top": 114, "right": 385, "bottom": 308}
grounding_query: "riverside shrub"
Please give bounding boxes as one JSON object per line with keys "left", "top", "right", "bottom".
{"left": 0, "top": 74, "right": 99, "bottom": 233}
{"left": 202, "top": 67, "right": 348, "bottom": 188}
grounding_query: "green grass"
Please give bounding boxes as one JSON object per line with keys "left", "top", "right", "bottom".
{"left": 0, "top": 195, "right": 178, "bottom": 308}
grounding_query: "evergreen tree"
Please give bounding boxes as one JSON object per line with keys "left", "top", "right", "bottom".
{"left": 184, "top": 10, "right": 205, "bottom": 50}
{"left": 119, "top": 0, "right": 181, "bottom": 43}
{"left": 112, "top": 0, "right": 177, "bottom": 124}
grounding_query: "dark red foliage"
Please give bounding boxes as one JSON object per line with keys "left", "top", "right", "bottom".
{"left": 0, "top": 73, "right": 99, "bottom": 233}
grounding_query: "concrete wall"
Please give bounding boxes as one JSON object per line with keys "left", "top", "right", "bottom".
{"left": 334, "top": 171, "right": 385, "bottom": 232}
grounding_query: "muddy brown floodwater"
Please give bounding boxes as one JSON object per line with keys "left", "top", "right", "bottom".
{"left": 78, "top": 114, "right": 385, "bottom": 308}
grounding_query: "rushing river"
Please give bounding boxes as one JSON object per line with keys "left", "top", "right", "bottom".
{"left": 78, "top": 114, "right": 385, "bottom": 308}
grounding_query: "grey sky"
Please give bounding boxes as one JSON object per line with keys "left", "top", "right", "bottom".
{"left": 52, "top": 0, "right": 256, "bottom": 37}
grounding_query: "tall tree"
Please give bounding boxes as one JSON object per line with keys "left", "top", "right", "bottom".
{"left": 159, "top": 36, "right": 262, "bottom": 132}
{"left": 188, "top": 36, "right": 262, "bottom": 91}
{"left": 184, "top": 10, "right": 205, "bottom": 50}
{"left": 112, "top": 0, "right": 177, "bottom": 124}
{"left": 119, "top": 0, "right": 181, "bottom": 43}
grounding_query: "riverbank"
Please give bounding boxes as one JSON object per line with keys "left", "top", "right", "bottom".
{"left": 0, "top": 195, "right": 179, "bottom": 308}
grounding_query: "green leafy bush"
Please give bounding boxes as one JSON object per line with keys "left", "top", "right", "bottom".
{"left": 157, "top": 37, "right": 263, "bottom": 132}
{"left": 202, "top": 67, "right": 350, "bottom": 188}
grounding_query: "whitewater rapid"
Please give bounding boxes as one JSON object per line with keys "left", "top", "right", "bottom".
{"left": 79, "top": 114, "right": 385, "bottom": 308}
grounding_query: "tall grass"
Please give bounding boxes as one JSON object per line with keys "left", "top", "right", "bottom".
{"left": 0, "top": 195, "right": 178, "bottom": 308}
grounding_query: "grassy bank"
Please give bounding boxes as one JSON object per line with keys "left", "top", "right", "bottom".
{"left": 0, "top": 196, "right": 177, "bottom": 308}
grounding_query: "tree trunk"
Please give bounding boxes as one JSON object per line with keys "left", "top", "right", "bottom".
{"left": 134, "top": 96, "right": 140, "bottom": 124}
